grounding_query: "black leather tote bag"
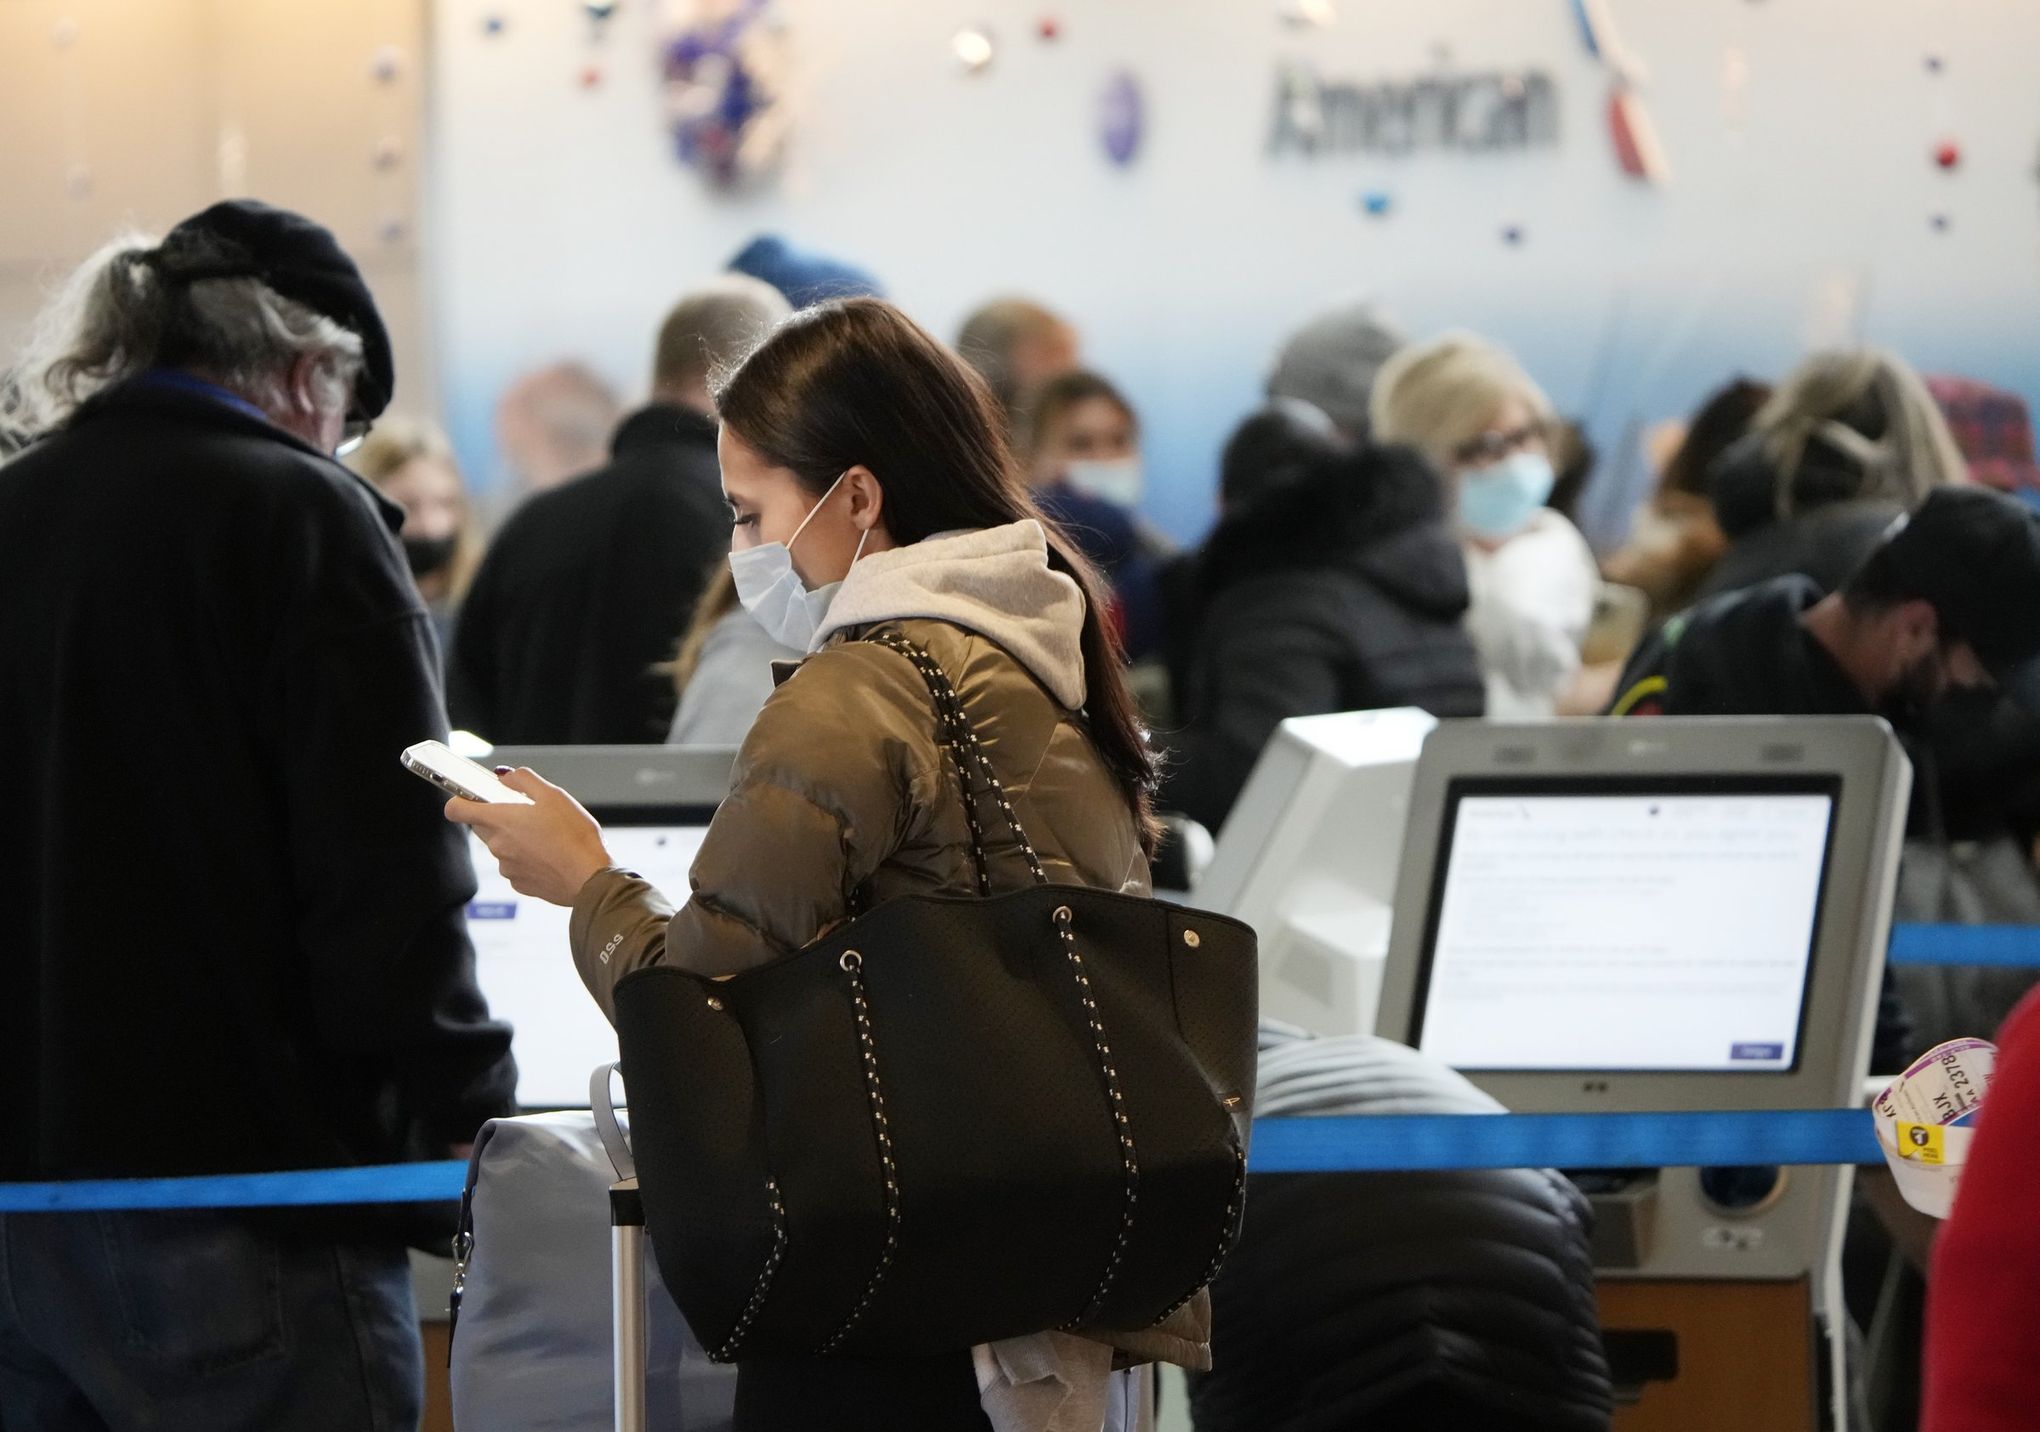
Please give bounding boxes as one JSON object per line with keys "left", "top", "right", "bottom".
{"left": 612, "top": 631, "right": 1258, "bottom": 1360}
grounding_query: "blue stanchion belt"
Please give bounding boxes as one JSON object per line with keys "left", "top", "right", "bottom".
{"left": 1888, "top": 922, "right": 2040, "bottom": 966}
{"left": 0, "top": 1161, "right": 470, "bottom": 1213}
{"left": 1248, "top": 1108, "right": 1881, "bottom": 1173}
{"left": 11, "top": 916, "right": 2028, "bottom": 1213}
{"left": 0, "top": 1110, "right": 1889, "bottom": 1211}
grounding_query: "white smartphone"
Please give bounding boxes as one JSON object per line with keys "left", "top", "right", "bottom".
{"left": 400, "top": 740, "right": 535, "bottom": 805}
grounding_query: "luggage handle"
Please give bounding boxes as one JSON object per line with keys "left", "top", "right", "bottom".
{"left": 591, "top": 1062, "right": 635, "bottom": 1182}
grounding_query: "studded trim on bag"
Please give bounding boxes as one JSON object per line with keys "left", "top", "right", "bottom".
{"left": 816, "top": 949, "right": 904, "bottom": 1354}
{"left": 1150, "top": 1142, "right": 1247, "bottom": 1326}
{"left": 862, "top": 630, "right": 1144, "bottom": 1335}
{"left": 714, "top": 1177, "right": 787, "bottom": 1362}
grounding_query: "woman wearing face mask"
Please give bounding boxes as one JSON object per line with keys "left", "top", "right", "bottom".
{"left": 348, "top": 418, "right": 479, "bottom": 657}
{"left": 449, "top": 299, "right": 1185, "bottom": 1432}
{"left": 1371, "top": 333, "right": 1600, "bottom": 719}
{"left": 1019, "top": 370, "right": 1171, "bottom": 663}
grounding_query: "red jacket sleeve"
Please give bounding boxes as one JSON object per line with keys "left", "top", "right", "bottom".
{"left": 1920, "top": 986, "right": 2040, "bottom": 1431}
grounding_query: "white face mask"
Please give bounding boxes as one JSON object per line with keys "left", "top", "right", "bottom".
{"left": 1063, "top": 457, "right": 1144, "bottom": 510}
{"left": 727, "top": 472, "right": 869, "bottom": 652}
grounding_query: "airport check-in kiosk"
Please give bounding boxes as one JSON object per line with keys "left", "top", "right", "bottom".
{"left": 1373, "top": 718, "right": 1910, "bottom": 1431}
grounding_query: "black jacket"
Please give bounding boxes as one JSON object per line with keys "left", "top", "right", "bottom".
{"left": 1611, "top": 575, "right": 1862, "bottom": 719}
{"left": 1159, "top": 446, "right": 1485, "bottom": 832}
{"left": 450, "top": 404, "right": 728, "bottom": 744}
{"left": 1694, "top": 498, "right": 1903, "bottom": 607}
{"left": 0, "top": 376, "right": 516, "bottom": 1183}
{"left": 1190, "top": 1032, "right": 1612, "bottom": 1432}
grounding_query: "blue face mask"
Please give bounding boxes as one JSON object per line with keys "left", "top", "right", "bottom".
{"left": 1458, "top": 450, "right": 1556, "bottom": 541}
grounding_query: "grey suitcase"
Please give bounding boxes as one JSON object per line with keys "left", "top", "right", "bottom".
{"left": 448, "top": 1066, "right": 734, "bottom": 1432}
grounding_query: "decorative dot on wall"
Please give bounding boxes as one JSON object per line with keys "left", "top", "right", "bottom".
{"left": 580, "top": 62, "right": 605, "bottom": 88}
{"left": 1280, "top": 0, "right": 1337, "bottom": 28}
{"left": 1501, "top": 222, "right": 1525, "bottom": 246}
{"left": 379, "top": 216, "right": 407, "bottom": 245}
{"left": 1037, "top": 15, "right": 1061, "bottom": 42}
{"left": 370, "top": 45, "right": 405, "bottom": 84}
{"left": 1360, "top": 189, "right": 1393, "bottom": 217}
{"left": 953, "top": 26, "right": 995, "bottom": 74}
{"left": 1931, "top": 213, "right": 1951, "bottom": 232}
{"left": 52, "top": 17, "right": 79, "bottom": 48}
{"left": 1099, "top": 69, "right": 1144, "bottom": 166}
{"left": 582, "top": 0, "right": 620, "bottom": 20}
{"left": 1935, "top": 139, "right": 1962, "bottom": 171}
{"left": 482, "top": 12, "right": 507, "bottom": 36}
{"left": 1925, "top": 54, "right": 1945, "bottom": 75}
{"left": 373, "top": 137, "right": 405, "bottom": 171}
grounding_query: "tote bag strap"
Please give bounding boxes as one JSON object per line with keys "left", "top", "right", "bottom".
{"left": 865, "top": 629, "right": 1050, "bottom": 896}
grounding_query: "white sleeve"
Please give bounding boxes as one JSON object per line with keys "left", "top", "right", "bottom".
{"left": 1464, "top": 514, "right": 1600, "bottom": 712}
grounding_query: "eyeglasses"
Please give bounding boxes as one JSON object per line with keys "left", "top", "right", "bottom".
{"left": 335, "top": 413, "right": 372, "bottom": 459}
{"left": 1452, "top": 422, "right": 1544, "bottom": 469}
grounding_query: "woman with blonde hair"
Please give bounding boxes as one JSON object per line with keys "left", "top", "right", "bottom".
{"left": 1371, "top": 331, "right": 1599, "bottom": 718}
{"left": 348, "top": 417, "right": 481, "bottom": 651}
{"left": 1697, "top": 348, "right": 1968, "bottom": 601}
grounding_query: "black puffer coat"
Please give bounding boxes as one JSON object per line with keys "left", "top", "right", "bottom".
{"left": 1157, "top": 445, "right": 1484, "bottom": 832}
{"left": 1189, "top": 1031, "right": 1613, "bottom": 1432}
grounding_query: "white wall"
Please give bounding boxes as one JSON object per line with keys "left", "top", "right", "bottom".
{"left": 430, "top": 0, "right": 2040, "bottom": 544}
{"left": 1, "top": 0, "right": 435, "bottom": 413}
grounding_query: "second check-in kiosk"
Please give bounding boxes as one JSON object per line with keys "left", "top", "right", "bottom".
{"left": 1371, "top": 716, "right": 1910, "bottom": 1431}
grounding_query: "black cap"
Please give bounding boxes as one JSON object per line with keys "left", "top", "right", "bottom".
{"left": 152, "top": 200, "right": 394, "bottom": 420}
{"left": 1879, "top": 486, "right": 2040, "bottom": 709}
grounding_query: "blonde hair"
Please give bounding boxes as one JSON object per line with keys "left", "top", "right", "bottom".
{"left": 1369, "top": 331, "right": 1553, "bottom": 471}
{"left": 347, "top": 417, "right": 481, "bottom": 601}
{"left": 1749, "top": 348, "right": 1966, "bottom": 522}
{"left": 667, "top": 564, "right": 743, "bottom": 701}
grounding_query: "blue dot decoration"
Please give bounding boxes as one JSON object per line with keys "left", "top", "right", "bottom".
{"left": 1099, "top": 70, "right": 1144, "bottom": 167}
{"left": 1502, "top": 223, "right": 1525, "bottom": 245}
{"left": 1360, "top": 190, "right": 1393, "bottom": 217}
{"left": 1925, "top": 54, "right": 1944, "bottom": 74}
{"left": 483, "top": 13, "right": 506, "bottom": 36}
{"left": 1931, "top": 213, "right": 1950, "bottom": 232}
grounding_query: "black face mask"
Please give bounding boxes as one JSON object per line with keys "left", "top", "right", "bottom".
{"left": 402, "top": 533, "right": 459, "bottom": 581}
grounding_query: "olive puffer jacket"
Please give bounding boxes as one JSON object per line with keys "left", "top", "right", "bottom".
{"left": 566, "top": 520, "right": 1208, "bottom": 1370}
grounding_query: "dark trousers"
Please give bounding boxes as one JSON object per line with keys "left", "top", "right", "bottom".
{"left": 0, "top": 1210, "right": 422, "bottom": 1432}
{"left": 735, "top": 1350, "right": 993, "bottom": 1431}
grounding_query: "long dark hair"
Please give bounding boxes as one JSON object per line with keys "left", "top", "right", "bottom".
{"left": 713, "top": 298, "right": 1160, "bottom": 853}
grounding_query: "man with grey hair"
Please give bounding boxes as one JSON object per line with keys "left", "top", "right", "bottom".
{"left": 494, "top": 360, "right": 623, "bottom": 496}
{"left": 956, "top": 295, "right": 1080, "bottom": 432}
{"left": 1265, "top": 298, "right": 1407, "bottom": 443}
{"left": 0, "top": 200, "right": 517, "bottom": 1428}
{"left": 450, "top": 273, "right": 790, "bottom": 743}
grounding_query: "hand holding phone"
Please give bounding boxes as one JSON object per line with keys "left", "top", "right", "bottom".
{"left": 401, "top": 740, "right": 535, "bottom": 805}
{"left": 421, "top": 747, "right": 613, "bottom": 907}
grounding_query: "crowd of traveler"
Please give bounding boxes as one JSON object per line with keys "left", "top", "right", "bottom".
{"left": 4, "top": 197, "right": 2040, "bottom": 1432}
